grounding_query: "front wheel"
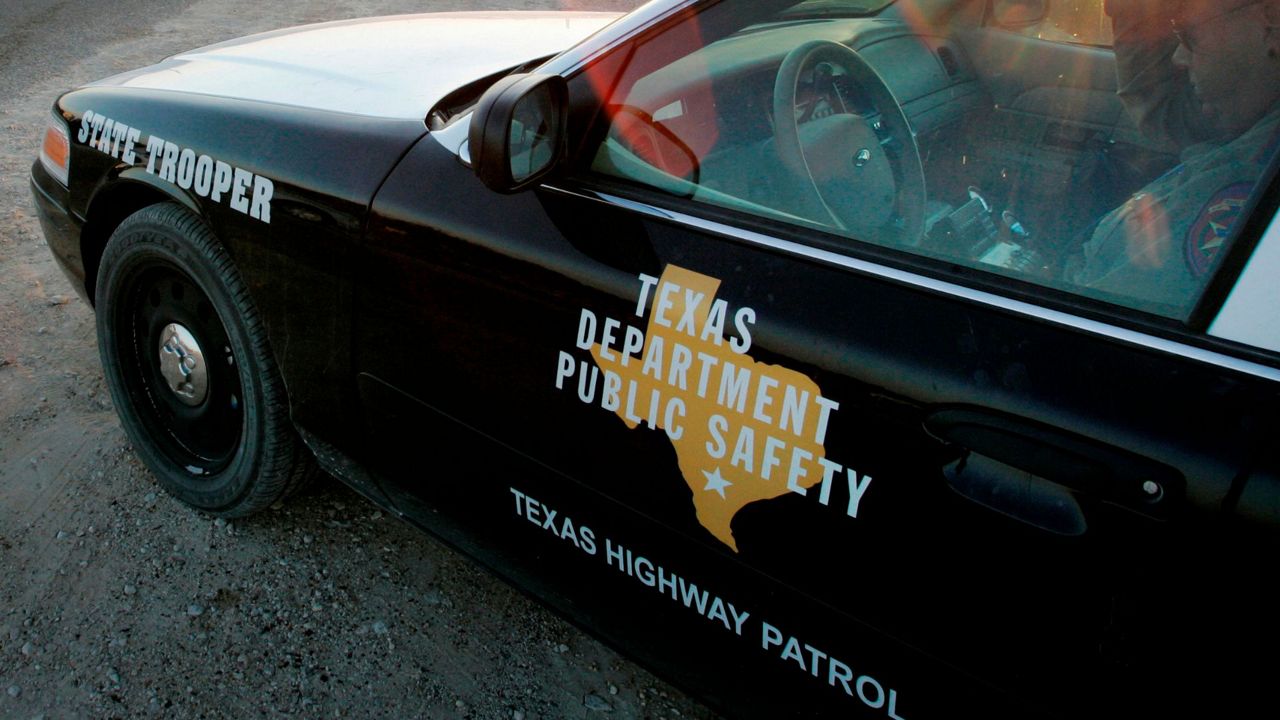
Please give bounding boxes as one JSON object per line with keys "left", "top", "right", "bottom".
{"left": 95, "top": 203, "right": 312, "bottom": 516}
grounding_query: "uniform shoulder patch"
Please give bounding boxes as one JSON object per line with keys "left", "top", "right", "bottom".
{"left": 1185, "top": 182, "right": 1251, "bottom": 278}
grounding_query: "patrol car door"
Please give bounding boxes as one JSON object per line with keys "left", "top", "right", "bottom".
{"left": 356, "top": 1, "right": 1280, "bottom": 718}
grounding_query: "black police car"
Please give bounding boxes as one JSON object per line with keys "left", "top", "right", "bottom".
{"left": 30, "top": 0, "right": 1280, "bottom": 717}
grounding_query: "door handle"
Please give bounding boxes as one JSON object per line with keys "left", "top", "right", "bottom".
{"left": 925, "top": 407, "right": 1183, "bottom": 534}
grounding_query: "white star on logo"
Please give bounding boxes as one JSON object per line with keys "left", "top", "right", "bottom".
{"left": 702, "top": 467, "right": 732, "bottom": 499}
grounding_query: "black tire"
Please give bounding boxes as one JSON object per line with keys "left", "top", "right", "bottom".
{"left": 95, "top": 202, "right": 312, "bottom": 516}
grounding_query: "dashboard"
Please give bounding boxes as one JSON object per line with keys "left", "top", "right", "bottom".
{"left": 603, "top": 16, "right": 992, "bottom": 241}
{"left": 628, "top": 18, "right": 988, "bottom": 152}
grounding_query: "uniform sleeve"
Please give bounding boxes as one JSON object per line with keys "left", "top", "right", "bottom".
{"left": 1107, "top": 0, "right": 1215, "bottom": 148}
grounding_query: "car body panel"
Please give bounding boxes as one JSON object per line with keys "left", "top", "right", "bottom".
{"left": 92, "top": 12, "right": 622, "bottom": 119}
{"left": 362, "top": 124, "right": 1277, "bottom": 717}
{"left": 1212, "top": 210, "right": 1280, "bottom": 351}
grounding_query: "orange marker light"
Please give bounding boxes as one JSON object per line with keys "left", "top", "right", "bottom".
{"left": 40, "top": 117, "right": 70, "bottom": 186}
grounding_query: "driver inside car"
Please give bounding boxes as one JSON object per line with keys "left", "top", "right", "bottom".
{"left": 1064, "top": 0, "right": 1280, "bottom": 314}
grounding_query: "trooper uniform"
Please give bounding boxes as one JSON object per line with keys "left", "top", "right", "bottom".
{"left": 1069, "top": 109, "right": 1280, "bottom": 315}
{"left": 1066, "top": 0, "right": 1280, "bottom": 315}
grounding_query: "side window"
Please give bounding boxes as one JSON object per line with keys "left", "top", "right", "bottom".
{"left": 583, "top": 1, "right": 1280, "bottom": 321}
{"left": 1000, "top": 0, "right": 1114, "bottom": 47}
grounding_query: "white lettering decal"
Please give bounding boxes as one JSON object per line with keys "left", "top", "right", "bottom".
{"left": 730, "top": 425, "right": 755, "bottom": 473}
{"left": 89, "top": 114, "right": 106, "bottom": 148}
{"left": 229, "top": 167, "right": 251, "bottom": 214}
{"left": 663, "top": 398, "right": 685, "bottom": 441}
{"left": 641, "top": 335, "right": 664, "bottom": 380}
{"left": 145, "top": 135, "right": 163, "bottom": 174}
{"left": 695, "top": 351, "right": 718, "bottom": 399}
{"left": 675, "top": 288, "right": 705, "bottom": 336}
{"left": 668, "top": 342, "right": 692, "bottom": 390}
{"left": 122, "top": 127, "right": 141, "bottom": 165}
{"left": 575, "top": 309, "right": 597, "bottom": 350}
{"left": 113, "top": 123, "right": 130, "bottom": 159}
{"left": 813, "top": 396, "right": 840, "bottom": 444}
{"left": 176, "top": 148, "right": 196, "bottom": 189}
{"left": 818, "top": 457, "right": 842, "bottom": 506}
{"left": 77, "top": 111, "right": 273, "bottom": 224}
{"left": 97, "top": 118, "right": 114, "bottom": 153}
{"left": 846, "top": 470, "right": 873, "bottom": 518}
{"left": 702, "top": 299, "right": 727, "bottom": 346}
{"left": 603, "top": 537, "right": 751, "bottom": 637}
{"left": 77, "top": 110, "right": 94, "bottom": 143}
{"left": 857, "top": 676, "right": 886, "bottom": 709}
{"left": 635, "top": 273, "right": 660, "bottom": 318}
{"left": 761, "top": 435, "right": 786, "bottom": 481}
{"left": 158, "top": 141, "right": 179, "bottom": 182}
{"left": 577, "top": 363, "right": 599, "bottom": 404}
{"left": 621, "top": 325, "right": 644, "bottom": 367}
{"left": 211, "top": 161, "right": 234, "bottom": 202}
{"left": 599, "top": 317, "right": 621, "bottom": 362}
{"left": 601, "top": 369, "right": 622, "bottom": 412}
{"left": 730, "top": 306, "right": 755, "bottom": 354}
{"left": 760, "top": 620, "right": 907, "bottom": 717}
{"left": 508, "top": 487, "right": 907, "bottom": 716}
{"left": 654, "top": 280, "right": 679, "bottom": 328}
{"left": 787, "top": 447, "right": 813, "bottom": 496}
{"left": 706, "top": 414, "right": 728, "bottom": 459}
{"left": 193, "top": 154, "right": 214, "bottom": 196}
{"left": 717, "top": 361, "right": 750, "bottom": 413}
{"left": 752, "top": 374, "right": 779, "bottom": 425}
{"left": 554, "top": 351, "right": 575, "bottom": 391}
{"left": 623, "top": 380, "right": 643, "bottom": 425}
{"left": 553, "top": 265, "right": 882, "bottom": 558}
{"left": 250, "top": 175, "right": 273, "bottom": 222}
{"left": 105, "top": 121, "right": 121, "bottom": 156}
{"left": 509, "top": 487, "right": 596, "bottom": 557}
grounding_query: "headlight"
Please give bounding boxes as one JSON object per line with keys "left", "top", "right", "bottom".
{"left": 39, "top": 113, "right": 70, "bottom": 187}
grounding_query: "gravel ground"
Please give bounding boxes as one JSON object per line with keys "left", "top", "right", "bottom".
{"left": 0, "top": 1, "right": 725, "bottom": 718}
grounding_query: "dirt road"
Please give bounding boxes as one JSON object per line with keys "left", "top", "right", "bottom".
{"left": 0, "top": 2, "right": 723, "bottom": 718}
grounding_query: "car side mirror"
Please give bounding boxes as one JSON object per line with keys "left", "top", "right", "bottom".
{"left": 991, "top": 0, "right": 1049, "bottom": 29}
{"left": 469, "top": 73, "right": 568, "bottom": 193}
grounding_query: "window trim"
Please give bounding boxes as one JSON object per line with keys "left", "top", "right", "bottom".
{"left": 1208, "top": 186, "right": 1280, "bottom": 354}
{"left": 1191, "top": 154, "right": 1280, "bottom": 330}
{"left": 993, "top": 0, "right": 1115, "bottom": 49}
{"left": 544, "top": 181, "right": 1280, "bottom": 383}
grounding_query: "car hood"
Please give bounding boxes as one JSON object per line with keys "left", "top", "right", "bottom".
{"left": 90, "top": 11, "right": 620, "bottom": 120}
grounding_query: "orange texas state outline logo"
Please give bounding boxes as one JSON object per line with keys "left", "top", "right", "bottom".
{"left": 557, "top": 264, "right": 872, "bottom": 552}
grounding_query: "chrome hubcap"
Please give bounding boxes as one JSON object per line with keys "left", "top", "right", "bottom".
{"left": 158, "top": 323, "right": 208, "bottom": 406}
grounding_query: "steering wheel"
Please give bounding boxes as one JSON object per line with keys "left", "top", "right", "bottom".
{"left": 606, "top": 104, "right": 701, "bottom": 185}
{"left": 773, "top": 40, "right": 926, "bottom": 246}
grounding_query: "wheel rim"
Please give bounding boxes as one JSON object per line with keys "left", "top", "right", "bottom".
{"left": 158, "top": 323, "right": 209, "bottom": 406}
{"left": 115, "top": 261, "right": 243, "bottom": 475}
